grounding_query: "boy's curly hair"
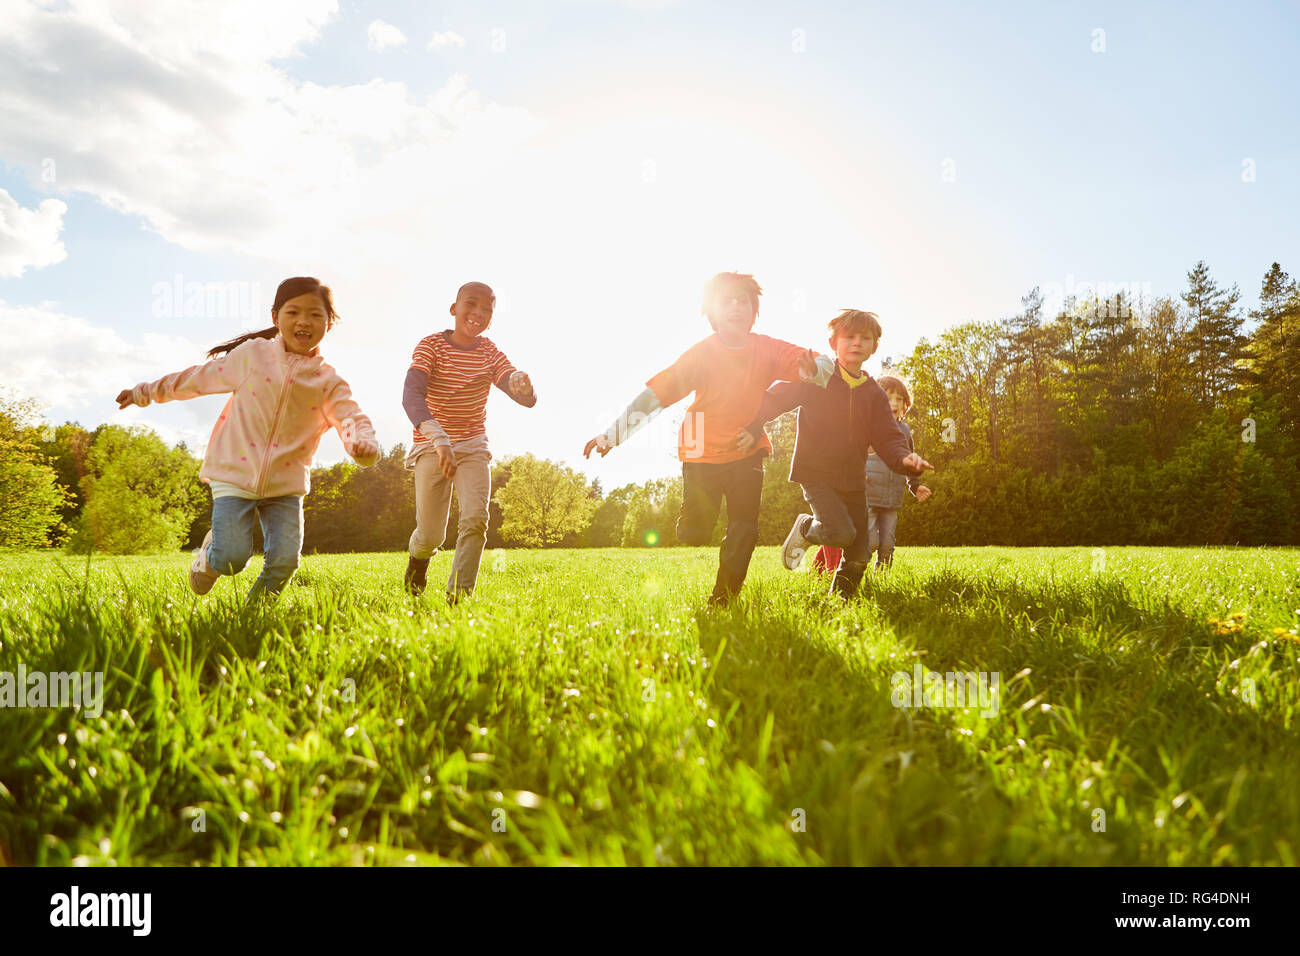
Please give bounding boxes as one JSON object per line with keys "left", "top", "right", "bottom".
{"left": 877, "top": 373, "right": 913, "bottom": 410}
{"left": 702, "top": 272, "right": 762, "bottom": 320}
{"left": 828, "top": 308, "right": 882, "bottom": 344}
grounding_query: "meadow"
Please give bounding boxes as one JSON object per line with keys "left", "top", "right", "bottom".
{"left": 1, "top": 545, "right": 1297, "bottom": 866}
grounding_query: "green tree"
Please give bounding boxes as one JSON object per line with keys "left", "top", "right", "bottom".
{"left": 302, "top": 460, "right": 359, "bottom": 553}
{"left": 301, "top": 445, "right": 424, "bottom": 553}
{"left": 1002, "top": 287, "right": 1065, "bottom": 473}
{"left": 70, "top": 425, "right": 205, "bottom": 554}
{"left": 494, "top": 454, "right": 597, "bottom": 547}
{"left": 0, "top": 392, "right": 70, "bottom": 548}
{"left": 35, "top": 421, "right": 93, "bottom": 534}
{"left": 621, "top": 476, "right": 682, "bottom": 547}
{"left": 1247, "top": 262, "right": 1300, "bottom": 444}
{"left": 583, "top": 481, "right": 636, "bottom": 547}
{"left": 484, "top": 459, "right": 515, "bottom": 549}
{"left": 347, "top": 444, "right": 418, "bottom": 551}
{"left": 1181, "top": 260, "right": 1244, "bottom": 409}
{"left": 1138, "top": 297, "right": 1198, "bottom": 458}
{"left": 756, "top": 411, "right": 806, "bottom": 545}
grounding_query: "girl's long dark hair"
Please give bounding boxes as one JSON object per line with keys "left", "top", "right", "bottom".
{"left": 207, "top": 277, "right": 339, "bottom": 358}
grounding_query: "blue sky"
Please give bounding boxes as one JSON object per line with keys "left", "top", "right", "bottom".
{"left": 2, "top": 0, "right": 1297, "bottom": 488}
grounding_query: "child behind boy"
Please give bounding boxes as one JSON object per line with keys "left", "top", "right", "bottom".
{"left": 739, "top": 309, "right": 932, "bottom": 599}
{"left": 583, "top": 271, "right": 833, "bottom": 606}
{"left": 402, "top": 281, "right": 537, "bottom": 603}
{"left": 866, "top": 374, "right": 932, "bottom": 567}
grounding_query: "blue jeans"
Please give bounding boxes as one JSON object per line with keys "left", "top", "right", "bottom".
{"left": 868, "top": 506, "right": 900, "bottom": 567}
{"left": 207, "top": 495, "right": 303, "bottom": 600}
{"left": 801, "top": 482, "right": 870, "bottom": 598}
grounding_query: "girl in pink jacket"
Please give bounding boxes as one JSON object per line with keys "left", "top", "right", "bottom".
{"left": 116, "top": 276, "right": 379, "bottom": 600}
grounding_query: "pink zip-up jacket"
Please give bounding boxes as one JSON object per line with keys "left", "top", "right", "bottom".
{"left": 129, "top": 334, "right": 379, "bottom": 498}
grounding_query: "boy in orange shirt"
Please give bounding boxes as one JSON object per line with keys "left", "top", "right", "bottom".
{"left": 583, "top": 271, "right": 832, "bottom": 605}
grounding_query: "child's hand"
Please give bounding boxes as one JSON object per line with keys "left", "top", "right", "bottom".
{"left": 116, "top": 389, "right": 135, "bottom": 409}
{"left": 735, "top": 428, "right": 757, "bottom": 455}
{"left": 583, "top": 434, "right": 612, "bottom": 459}
{"left": 510, "top": 370, "right": 534, "bottom": 401}
{"left": 436, "top": 445, "right": 457, "bottom": 479}
{"left": 915, "top": 485, "right": 932, "bottom": 503}
{"left": 902, "top": 452, "right": 934, "bottom": 473}
{"left": 797, "top": 352, "right": 834, "bottom": 387}
{"left": 352, "top": 439, "right": 379, "bottom": 461}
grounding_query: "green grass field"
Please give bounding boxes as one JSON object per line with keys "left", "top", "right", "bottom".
{"left": 1, "top": 545, "right": 1298, "bottom": 866}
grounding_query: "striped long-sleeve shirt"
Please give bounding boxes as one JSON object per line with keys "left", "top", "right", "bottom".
{"left": 403, "top": 330, "right": 533, "bottom": 449}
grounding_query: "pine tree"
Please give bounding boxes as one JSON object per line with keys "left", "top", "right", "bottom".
{"left": 1181, "top": 260, "right": 1244, "bottom": 408}
{"left": 1247, "top": 262, "right": 1300, "bottom": 441}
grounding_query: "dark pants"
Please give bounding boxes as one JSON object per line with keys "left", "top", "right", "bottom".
{"left": 801, "top": 483, "right": 870, "bottom": 598}
{"left": 677, "top": 453, "right": 764, "bottom": 601}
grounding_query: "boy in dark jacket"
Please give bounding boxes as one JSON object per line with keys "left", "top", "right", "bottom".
{"left": 866, "top": 375, "right": 932, "bottom": 568}
{"left": 738, "top": 310, "right": 933, "bottom": 599}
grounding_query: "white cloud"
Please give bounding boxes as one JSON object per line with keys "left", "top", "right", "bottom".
{"left": 0, "top": 190, "right": 68, "bottom": 277}
{"left": 0, "top": 299, "right": 227, "bottom": 452}
{"left": 367, "top": 19, "right": 407, "bottom": 52}
{"left": 0, "top": 300, "right": 206, "bottom": 410}
{"left": 428, "top": 30, "right": 465, "bottom": 50}
{"left": 0, "top": 0, "right": 542, "bottom": 260}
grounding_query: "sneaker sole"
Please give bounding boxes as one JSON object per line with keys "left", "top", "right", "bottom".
{"left": 781, "top": 515, "right": 811, "bottom": 571}
{"left": 189, "top": 530, "right": 218, "bottom": 595}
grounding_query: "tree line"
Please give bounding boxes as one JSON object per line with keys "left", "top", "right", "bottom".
{"left": 2, "top": 259, "right": 1296, "bottom": 553}
{"left": 892, "top": 260, "right": 1299, "bottom": 545}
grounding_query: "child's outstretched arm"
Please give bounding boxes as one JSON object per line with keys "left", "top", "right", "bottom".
{"left": 497, "top": 369, "right": 537, "bottom": 407}
{"left": 735, "top": 381, "right": 807, "bottom": 454}
{"left": 115, "top": 349, "right": 251, "bottom": 409}
{"left": 484, "top": 344, "right": 538, "bottom": 408}
{"left": 585, "top": 345, "right": 703, "bottom": 459}
{"left": 324, "top": 380, "right": 380, "bottom": 466}
{"left": 768, "top": 338, "right": 835, "bottom": 390}
{"left": 584, "top": 387, "right": 663, "bottom": 458}
{"left": 799, "top": 352, "right": 837, "bottom": 388}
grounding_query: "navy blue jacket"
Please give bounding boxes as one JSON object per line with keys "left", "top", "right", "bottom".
{"left": 745, "top": 364, "right": 919, "bottom": 493}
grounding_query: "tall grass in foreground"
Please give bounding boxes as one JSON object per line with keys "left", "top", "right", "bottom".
{"left": 0, "top": 546, "right": 1297, "bottom": 865}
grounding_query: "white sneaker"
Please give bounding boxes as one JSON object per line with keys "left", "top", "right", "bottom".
{"left": 782, "top": 514, "right": 812, "bottom": 570}
{"left": 189, "top": 530, "right": 219, "bottom": 595}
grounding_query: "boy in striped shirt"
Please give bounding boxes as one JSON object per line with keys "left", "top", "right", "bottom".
{"left": 402, "top": 281, "right": 537, "bottom": 602}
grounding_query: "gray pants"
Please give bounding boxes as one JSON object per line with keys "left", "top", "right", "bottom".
{"left": 409, "top": 443, "right": 492, "bottom": 596}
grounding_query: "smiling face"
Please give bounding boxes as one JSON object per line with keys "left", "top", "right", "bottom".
{"left": 832, "top": 330, "right": 878, "bottom": 372}
{"left": 451, "top": 283, "right": 495, "bottom": 339}
{"left": 274, "top": 292, "right": 330, "bottom": 354}
{"left": 706, "top": 284, "right": 756, "bottom": 343}
{"left": 885, "top": 388, "right": 908, "bottom": 418}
